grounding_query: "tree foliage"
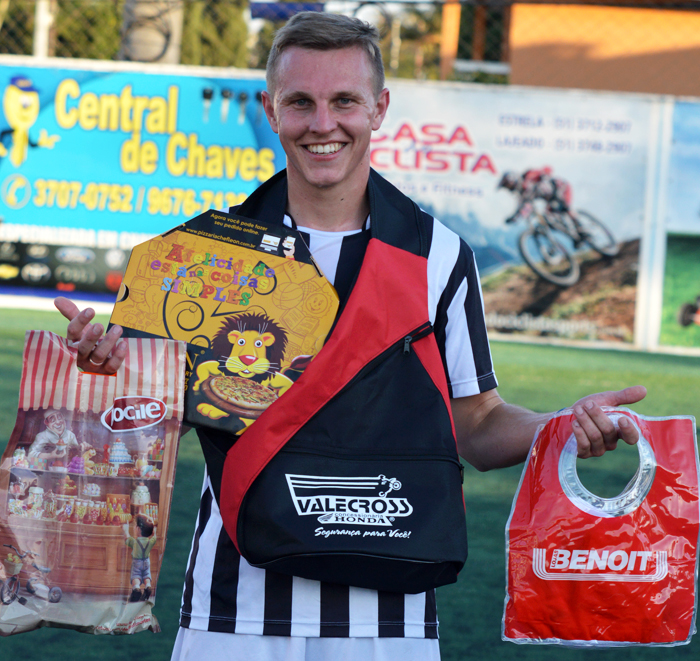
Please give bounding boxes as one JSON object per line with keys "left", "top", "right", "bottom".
{"left": 181, "top": 0, "right": 248, "bottom": 68}
{"left": 56, "top": 0, "right": 122, "bottom": 59}
{"left": 0, "top": 0, "right": 33, "bottom": 55}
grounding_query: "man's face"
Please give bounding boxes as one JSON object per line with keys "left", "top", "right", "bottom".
{"left": 45, "top": 412, "right": 66, "bottom": 435}
{"left": 263, "top": 46, "right": 389, "bottom": 191}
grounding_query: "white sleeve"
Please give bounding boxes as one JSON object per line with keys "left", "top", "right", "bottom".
{"left": 427, "top": 219, "right": 497, "bottom": 399}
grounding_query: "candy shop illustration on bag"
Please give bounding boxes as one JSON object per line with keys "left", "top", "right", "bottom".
{"left": 503, "top": 408, "right": 700, "bottom": 647}
{"left": 0, "top": 331, "right": 186, "bottom": 635}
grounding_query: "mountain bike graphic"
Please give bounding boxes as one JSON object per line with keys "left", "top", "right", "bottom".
{"left": 498, "top": 170, "right": 618, "bottom": 287}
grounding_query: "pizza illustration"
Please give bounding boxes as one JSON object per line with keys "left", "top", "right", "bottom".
{"left": 202, "top": 375, "right": 279, "bottom": 419}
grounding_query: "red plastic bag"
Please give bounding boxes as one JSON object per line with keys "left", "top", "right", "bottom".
{"left": 503, "top": 408, "right": 699, "bottom": 647}
{"left": 0, "top": 331, "right": 186, "bottom": 635}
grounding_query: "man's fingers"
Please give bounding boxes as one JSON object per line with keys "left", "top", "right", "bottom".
{"left": 572, "top": 419, "right": 593, "bottom": 458}
{"left": 85, "top": 325, "right": 123, "bottom": 364}
{"left": 76, "top": 322, "right": 105, "bottom": 358}
{"left": 596, "top": 385, "right": 648, "bottom": 408}
{"left": 100, "top": 334, "right": 127, "bottom": 374}
{"left": 621, "top": 385, "right": 647, "bottom": 405}
{"left": 573, "top": 405, "right": 641, "bottom": 458}
{"left": 65, "top": 306, "right": 96, "bottom": 343}
{"left": 569, "top": 384, "right": 647, "bottom": 459}
{"left": 54, "top": 296, "right": 80, "bottom": 322}
{"left": 617, "top": 415, "right": 640, "bottom": 446}
{"left": 574, "top": 409, "right": 605, "bottom": 457}
{"left": 78, "top": 326, "right": 127, "bottom": 375}
{"left": 584, "top": 400, "right": 619, "bottom": 450}
{"left": 55, "top": 296, "right": 126, "bottom": 375}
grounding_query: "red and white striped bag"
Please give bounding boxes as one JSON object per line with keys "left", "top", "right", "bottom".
{"left": 0, "top": 331, "right": 186, "bottom": 635}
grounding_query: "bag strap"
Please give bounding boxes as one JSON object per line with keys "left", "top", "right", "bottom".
{"left": 219, "top": 238, "right": 430, "bottom": 553}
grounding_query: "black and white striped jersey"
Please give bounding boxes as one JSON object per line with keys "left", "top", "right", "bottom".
{"left": 180, "top": 214, "right": 497, "bottom": 638}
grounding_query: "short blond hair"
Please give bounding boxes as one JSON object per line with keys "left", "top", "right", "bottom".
{"left": 266, "top": 12, "right": 385, "bottom": 99}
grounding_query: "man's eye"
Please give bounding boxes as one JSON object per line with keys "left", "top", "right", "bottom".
{"left": 338, "top": 98, "right": 352, "bottom": 105}
{"left": 294, "top": 99, "right": 309, "bottom": 107}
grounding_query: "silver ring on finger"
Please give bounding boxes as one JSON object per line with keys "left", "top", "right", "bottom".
{"left": 88, "top": 356, "right": 104, "bottom": 366}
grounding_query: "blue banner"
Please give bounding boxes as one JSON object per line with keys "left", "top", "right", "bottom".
{"left": 0, "top": 63, "right": 285, "bottom": 247}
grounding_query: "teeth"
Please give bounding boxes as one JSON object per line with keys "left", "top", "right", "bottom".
{"left": 307, "top": 143, "right": 343, "bottom": 155}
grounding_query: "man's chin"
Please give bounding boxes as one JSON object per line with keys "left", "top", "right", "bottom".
{"left": 305, "top": 169, "right": 349, "bottom": 189}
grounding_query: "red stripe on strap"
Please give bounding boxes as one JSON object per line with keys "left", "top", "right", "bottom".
{"left": 220, "top": 239, "right": 429, "bottom": 553}
{"left": 412, "top": 339, "right": 465, "bottom": 511}
{"left": 412, "top": 339, "right": 456, "bottom": 442}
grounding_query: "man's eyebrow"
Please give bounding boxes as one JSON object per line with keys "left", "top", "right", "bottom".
{"left": 333, "top": 90, "right": 362, "bottom": 99}
{"left": 279, "top": 90, "right": 311, "bottom": 102}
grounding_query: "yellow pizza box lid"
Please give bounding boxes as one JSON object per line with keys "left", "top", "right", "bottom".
{"left": 110, "top": 209, "right": 339, "bottom": 435}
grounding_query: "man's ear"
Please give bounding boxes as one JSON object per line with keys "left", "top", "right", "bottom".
{"left": 372, "top": 88, "right": 390, "bottom": 131}
{"left": 261, "top": 91, "right": 279, "bottom": 134}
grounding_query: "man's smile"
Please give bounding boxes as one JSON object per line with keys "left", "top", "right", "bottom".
{"left": 305, "top": 142, "right": 345, "bottom": 155}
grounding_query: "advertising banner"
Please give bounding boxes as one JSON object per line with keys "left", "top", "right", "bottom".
{"left": 660, "top": 100, "right": 700, "bottom": 350}
{"left": 373, "top": 81, "right": 654, "bottom": 344}
{"left": 0, "top": 58, "right": 284, "bottom": 297}
{"left": 0, "top": 59, "right": 681, "bottom": 352}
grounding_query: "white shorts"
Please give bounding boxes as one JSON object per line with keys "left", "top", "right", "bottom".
{"left": 171, "top": 627, "right": 441, "bottom": 661}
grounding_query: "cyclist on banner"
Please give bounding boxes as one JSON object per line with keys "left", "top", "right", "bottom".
{"left": 499, "top": 167, "right": 573, "bottom": 221}
{"left": 498, "top": 167, "right": 618, "bottom": 286}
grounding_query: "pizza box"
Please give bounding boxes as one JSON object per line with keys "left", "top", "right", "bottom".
{"left": 109, "top": 209, "right": 339, "bottom": 436}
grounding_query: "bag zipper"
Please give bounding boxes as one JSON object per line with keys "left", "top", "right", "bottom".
{"left": 403, "top": 322, "right": 433, "bottom": 355}
{"left": 279, "top": 446, "right": 465, "bottom": 485}
{"left": 337, "top": 322, "right": 434, "bottom": 398}
{"left": 279, "top": 320, "right": 465, "bottom": 472}
{"left": 281, "top": 444, "right": 462, "bottom": 468}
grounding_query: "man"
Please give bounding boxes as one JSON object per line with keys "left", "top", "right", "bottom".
{"left": 28, "top": 409, "right": 87, "bottom": 463}
{"left": 55, "top": 12, "right": 645, "bottom": 661}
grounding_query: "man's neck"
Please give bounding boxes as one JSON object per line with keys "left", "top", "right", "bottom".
{"left": 286, "top": 171, "right": 370, "bottom": 232}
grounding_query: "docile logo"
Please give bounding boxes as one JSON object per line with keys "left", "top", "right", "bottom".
{"left": 101, "top": 396, "right": 167, "bottom": 432}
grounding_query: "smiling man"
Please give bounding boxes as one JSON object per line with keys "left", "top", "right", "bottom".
{"left": 56, "top": 11, "right": 645, "bottom": 661}
{"left": 261, "top": 41, "right": 388, "bottom": 231}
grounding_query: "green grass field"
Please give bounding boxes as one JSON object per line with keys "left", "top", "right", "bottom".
{"left": 0, "top": 309, "right": 699, "bottom": 660}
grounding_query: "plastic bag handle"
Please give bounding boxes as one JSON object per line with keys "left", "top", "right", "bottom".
{"left": 558, "top": 413, "right": 656, "bottom": 518}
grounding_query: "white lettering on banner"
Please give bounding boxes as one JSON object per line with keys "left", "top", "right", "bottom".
{"left": 498, "top": 114, "right": 544, "bottom": 127}
{"left": 287, "top": 474, "right": 413, "bottom": 528}
{"left": 534, "top": 548, "right": 667, "bottom": 582}
{"left": 0, "top": 222, "right": 152, "bottom": 249}
{"left": 495, "top": 135, "right": 545, "bottom": 149}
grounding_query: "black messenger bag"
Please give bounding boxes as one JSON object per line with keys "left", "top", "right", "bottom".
{"left": 219, "top": 233, "right": 468, "bottom": 594}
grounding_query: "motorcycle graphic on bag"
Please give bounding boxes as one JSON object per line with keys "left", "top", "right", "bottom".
{"left": 498, "top": 169, "right": 619, "bottom": 287}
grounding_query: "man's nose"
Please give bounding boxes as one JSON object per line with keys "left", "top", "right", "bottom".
{"left": 309, "top": 104, "right": 336, "bottom": 133}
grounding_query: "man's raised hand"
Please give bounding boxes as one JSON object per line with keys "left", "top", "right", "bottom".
{"left": 54, "top": 296, "right": 126, "bottom": 375}
{"left": 572, "top": 386, "right": 647, "bottom": 458}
